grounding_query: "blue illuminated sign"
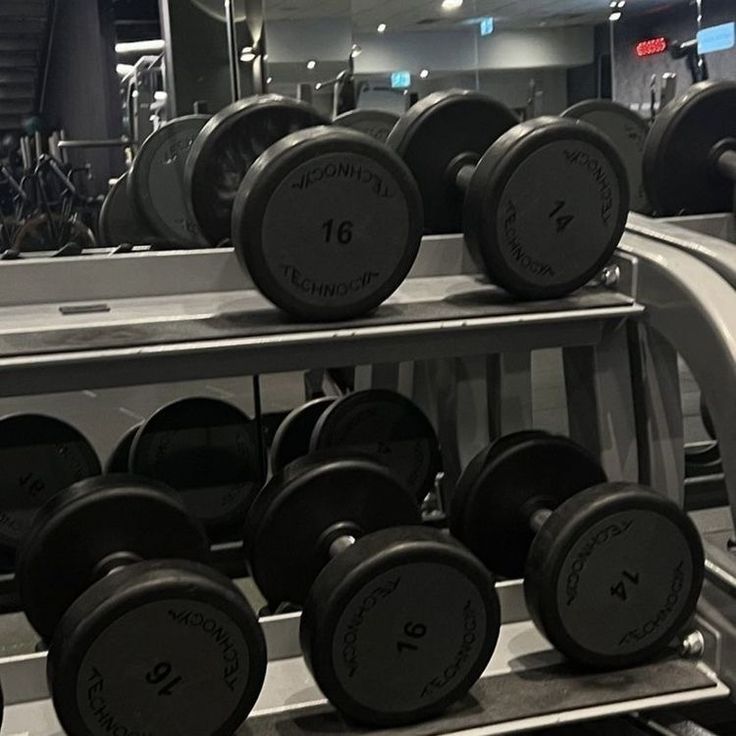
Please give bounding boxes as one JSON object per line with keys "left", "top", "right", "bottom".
{"left": 391, "top": 71, "right": 411, "bottom": 89}
{"left": 697, "top": 22, "right": 735, "bottom": 54}
{"left": 480, "top": 17, "right": 494, "bottom": 36}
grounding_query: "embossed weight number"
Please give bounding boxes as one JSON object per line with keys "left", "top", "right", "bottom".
{"left": 396, "top": 621, "right": 427, "bottom": 653}
{"left": 322, "top": 219, "right": 354, "bottom": 245}
{"left": 146, "top": 661, "right": 183, "bottom": 696}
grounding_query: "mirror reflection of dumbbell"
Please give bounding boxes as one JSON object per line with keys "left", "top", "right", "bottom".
{"left": 450, "top": 431, "right": 704, "bottom": 668}
{"left": 18, "top": 475, "right": 266, "bottom": 736}
{"left": 333, "top": 109, "right": 400, "bottom": 144}
{"left": 561, "top": 99, "right": 652, "bottom": 215}
{"left": 244, "top": 451, "right": 500, "bottom": 725}
{"left": 185, "top": 95, "right": 423, "bottom": 320}
{"left": 100, "top": 113, "right": 212, "bottom": 249}
{"left": 387, "top": 90, "right": 630, "bottom": 300}
{"left": 0, "top": 414, "right": 100, "bottom": 569}
{"left": 644, "top": 80, "right": 736, "bottom": 216}
{"left": 108, "top": 398, "right": 262, "bottom": 538}
{"left": 270, "top": 389, "right": 442, "bottom": 504}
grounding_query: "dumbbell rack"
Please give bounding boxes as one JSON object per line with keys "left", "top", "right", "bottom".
{"left": 0, "top": 231, "right": 735, "bottom": 734}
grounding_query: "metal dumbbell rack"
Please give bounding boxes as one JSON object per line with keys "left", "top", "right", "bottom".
{"left": 0, "top": 228, "right": 734, "bottom": 734}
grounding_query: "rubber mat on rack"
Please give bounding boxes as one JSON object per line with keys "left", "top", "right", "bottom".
{"left": 237, "top": 657, "right": 718, "bottom": 736}
{"left": 0, "top": 289, "right": 634, "bottom": 358}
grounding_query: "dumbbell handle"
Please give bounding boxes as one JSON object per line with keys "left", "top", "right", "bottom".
{"left": 529, "top": 508, "right": 553, "bottom": 534}
{"left": 456, "top": 164, "right": 475, "bottom": 192}
{"left": 329, "top": 534, "right": 357, "bottom": 558}
{"left": 716, "top": 148, "right": 736, "bottom": 183}
{"left": 93, "top": 551, "right": 142, "bottom": 579}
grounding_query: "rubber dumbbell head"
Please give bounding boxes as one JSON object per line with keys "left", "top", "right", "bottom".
{"left": 19, "top": 475, "right": 267, "bottom": 736}
{"left": 0, "top": 414, "right": 100, "bottom": 563}
{"left": 129, "top": 397, "right": 261, "bottom": 536}
{"left": 245, "top": 452, "right": 500, "bottom": 726}
{"left": 644, "top": 80, "right": 736, "bottom": 216}
{"left": 388, "top": 89, "right": 630, "bottom": 300}
{"left": 450, "top": 431, "right": 704, "bottom": 669}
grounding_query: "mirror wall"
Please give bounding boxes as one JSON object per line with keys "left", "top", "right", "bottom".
{"left": 0, "top": 0, "right": 733, "bottom": 256}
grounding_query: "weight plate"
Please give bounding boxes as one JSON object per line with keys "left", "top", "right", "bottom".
{"left": 18, "top": 475, "right": 208, "bottom": 639}
{"left": 333, "top": 109, "right": 400, "bottom": 143}
{"left": 526, "top": 482, "right": 704, "bottom": 668}
{"left": 449, "top": 433, "right": 606, "bottom": 579}
{"left": 50, "top": 560, "right": 266, "bottom": 736}
{"left": 232, "top": 126, "right": 423, "bottom": 321}
{"left": 387, "top": 89, "right": 519, "bottom": 234}
{"left": 644, "top": 80, "right": 736, "bottom": 216}
{"left": 301, "top": 527, "right": 499, "bottom": 726}
{"left": 245, "top": 453, "right": 419, "bottom": 606}
{"left": 562, "top": 99, "right": 651, "bottom": 214}
{"left": 270, "top": 397, "right": 336, "bottom": 473}
{"left": 464, "top": 117, "right": 629, "bottom": 300}
{"left": 105, "top": 425, "right": 140, "bottom": 474}
{"left": 128, "top": 115, "right": 209, "bottom": 246}
{"left": 310, "top": 390, "right": 441, "bottom": 502}
{"left": 98, "top": 174, "right": 155, "bottom": 247}
{"left": 186, "top": 94, "right": 329, "bottom": 246}
{"left": 129, "top": 398, "right": 261, "bottom": 533}
{"left": 0, "top": 414, "right": 100, "bottom": 551}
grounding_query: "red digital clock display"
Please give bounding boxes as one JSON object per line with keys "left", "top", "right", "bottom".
{"left": 635, "top": 37, "right": 668, "bottom": 57}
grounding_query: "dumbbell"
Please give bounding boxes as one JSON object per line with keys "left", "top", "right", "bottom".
{"left": 0, "top": 414, "right": 100, "bottom": 566}
{"left": 450, "top": 431, "right": 704, "bottom": 669}
{"left": 18, "top": 475, "right": 266, "bottom": 736}
{"left": 128, "top": 115, "right": 210, "bottom": 246}
{"left": 561, "top": 99, "right": 651, "bottom": 214}
{"left": 387, "top": 89, "right": 629, "bottom": 300}
{"left": 245, "top": 452, "right": 499, "bottom": 725}
{"left": 333, "top": 109, "right": 400, "bottom": 143}
{"left": 270, "top": 389, "right": 442, "bottom": 503}
{"left": 644, "top": 80, "right": 736, "bottom": 216}
{"left": 128, "top": 397, "right": 261, "bottom": 536}
{"left": 105, "top": 423, "right": 141, "bottom": 473}
{"left": 185, "top": 94, "right": 423, "bottom": 321}
{"left": 98, "top": 173, "right": 158, "bottom": 248}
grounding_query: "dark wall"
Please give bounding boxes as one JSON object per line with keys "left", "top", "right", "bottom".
{"left": 613, "top": 0, "right": 735, "bottom": 109}
{"left": 43, "top": 0, "right": 124, "bottom": 194}
{"left": 567, "top": 24, "right": 612, "bottom": 105}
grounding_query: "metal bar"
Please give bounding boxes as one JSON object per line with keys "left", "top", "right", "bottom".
{"left": 224, "top": 0, "right": 241, "bottom": 102}
{"left": 615, "top": 233, "right": 736, "bottom": 528}
{"left": 38, "top": 0, "right": 57, "bottom": 115}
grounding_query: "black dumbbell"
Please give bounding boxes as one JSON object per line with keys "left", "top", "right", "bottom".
{"left": 271, "top": 389, "right": 442, "bottom": 503}
{"left": 450, "top": 431, "right": 704, "bottom": 669}
{"left": 105, "top": 423, "right": 141, "bottom": 474}
{"left": 270, "top": 396, "right": 336, "bottom": 472}
{"left": 562, "top": 99, "right": 651, "bottom": 214}
{"left": 644, "top": 80, "right": 736, "bottom": 216}
{"left": 186, "top": 94, "right": 423, "bottom": 321}
{"left": 128, "top": 397, "right": 261, "bottom": 537}
{"left": 245, "top": 452, "right": 499, "bottom": 725}
{"left": 0, "top": 414, "right": 100, "bottom": 566}
{"left": 387, "top": 89, "right": 629, "bottom": 300}
{"left": 128, "top": 115, "right": 210, "bottom": 247}
{"left": 18, "top": 475, "right": 266, "bottom": 736}
{"left": 99, "top": 173, "right": 158, "bottom": 248}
